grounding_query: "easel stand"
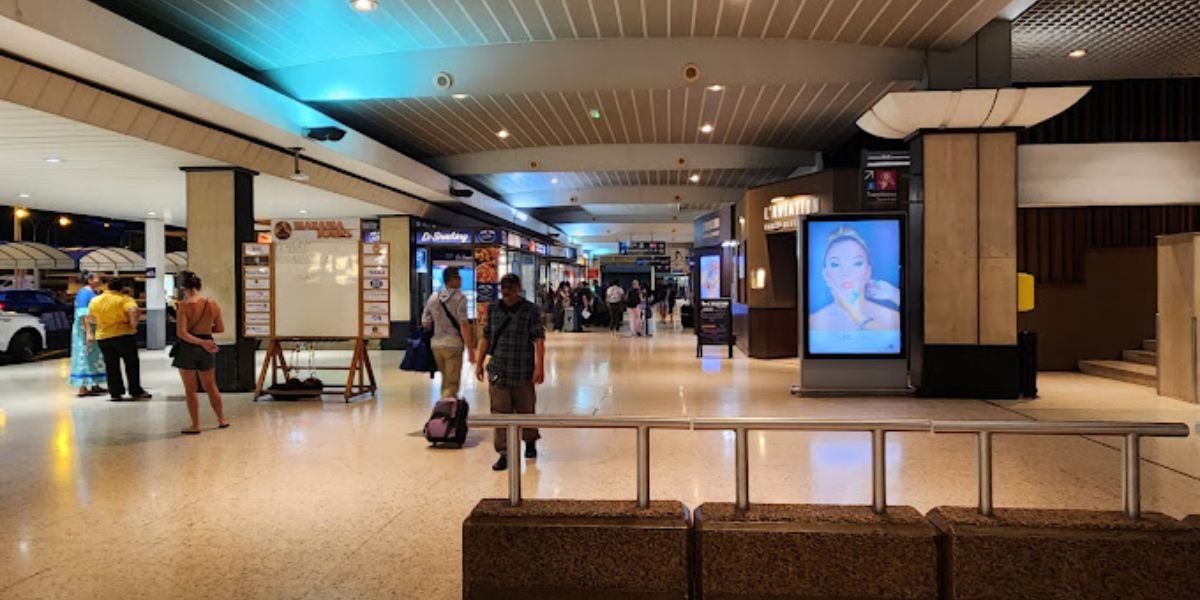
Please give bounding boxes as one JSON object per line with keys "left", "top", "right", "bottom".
{"left": 254, "top": 337, "right": 377, "bottom": 402}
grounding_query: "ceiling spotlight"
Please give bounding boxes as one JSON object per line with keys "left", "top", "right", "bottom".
{"left": 550, "top": 177, "right": 559, "bottom": 184}
{"left": 17, "top": 193, "right": 30, "bottom": 199}
{"left": 298, "top": 209, "right": 309, "bottom": 215}
{"left": 147, "top": 212, "right": 157, "bottom": 216}
{"left": 103, "top": 222, "right": 111, "bottom": 228}
{"left": 588, "top": 108, "right": 602, "bottom": 120}
{"left": 349, "top": 0, "right": 378, "bottom": 12}
{"left": 452, "top": 93, "right": 470, "bottom": 100}
{"left": 288, "top": 147, "right": 310, "bottom": 182}
{"left": 689, "top": 174, "right": 701, "bottom": 183}
{"left": 496, "top": 129, "right": 511, "bottom": 139}
{"left": 1067, "top": 48, "right": 1087, "bottom": 58}
{"left": 700, "top": 123, "right": 715, "bottom": 134}
{"left": 706, "top": 85, "right": 725, "bottom": 92}
{"left": 57, "top": 216, "right": 72, "bottom": 227}
{"left": 44, "top": 157, "right": 63, "bottom": 164}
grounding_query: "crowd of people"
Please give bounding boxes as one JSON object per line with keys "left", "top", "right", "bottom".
{"left": 536, "top": 278, "right": 681, "bottom": 336}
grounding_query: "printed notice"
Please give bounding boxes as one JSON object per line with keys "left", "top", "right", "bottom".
{"left": 244, "top": 244, "right": 270, "bottom": 256}
{"left": 246, "top": 313, "right": 271, "bottom": 324}
{"left": 363, "top": 254, "right": 387, "bottom": 266}
{"left": 363, "top": 313, "right": 388, "bottom": 324}
{"left": 363, "top": 291, "right": 389, "bottom": 302}
{"left": 363, "top": 325, "right": 387, "bottom": 338}
{"left": 364, "top": 278, "right": 388, "bottom": 290}
{"left": 244, "top": 266, "right": 270, "bottom": 276}
{"left": 246, "top": 290, "right": 270, "bottom": 301}
{"left": 246, "top": 278, "right": 270, "bottom": 289}
{"left": 245, "top": 302, "right": 270, "bottom": 313}
{"left": 364, "top": 267, "right": 388, "bottom": 278}
{"left": 364, "top": 302, "right": 389, "bottom": 315}
{"left": 246, "top": 325, "right": 271, "bottom": 336}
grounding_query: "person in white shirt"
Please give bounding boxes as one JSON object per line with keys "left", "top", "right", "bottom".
{"left": 422, "top": 267, "right": 476, "bottom": 397}
{"left": 605, "top": 281, "right": 626, "bottom": 333}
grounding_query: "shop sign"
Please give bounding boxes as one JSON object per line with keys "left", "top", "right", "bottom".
{"left": 862, "top": 150, "right": 910, "bottom": 208}
{"left": 565, "top": 247, "right": 577, "bottom": 261}
{"left": 535, "top": 242, "right": 548, "bottom": 256}
{"left": 417, "top": 230, "right": 472, "bottom": 245}
{"left": 549, "top": 246, "right": 569, "bottom": 259}
{"left": 476, "top": 229, "right": 500, "bottom": 244}
{"left": 763, "top": 195, "right": 820, "bottom": 232}
{"left": 271, "top": 218, "right": 361, "bottom": 242}
{"left": 701, "top": 217, "right": 721, "bottom": 238}
{"left": 619, "top": 240, "right": 667, "bottom": 256}
{"left": 506, "top": 232, "right": 524, "bottom": 248}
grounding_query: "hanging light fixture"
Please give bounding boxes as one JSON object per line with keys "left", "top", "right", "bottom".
{"left": 288, "top": 147, "right": 310, "bottom": 182}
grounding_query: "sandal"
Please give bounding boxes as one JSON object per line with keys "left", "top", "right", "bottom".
{"left": 218, "top": 423, "right": 230, "bottom": 429}
{"left": 181, "top": 428, "right": 201, "bottom": 435}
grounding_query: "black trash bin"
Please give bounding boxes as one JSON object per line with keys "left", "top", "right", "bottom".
{"left": 1018, "top": 330, "right": 1038, "bottom": 398}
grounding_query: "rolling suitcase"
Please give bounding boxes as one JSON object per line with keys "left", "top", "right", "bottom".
{"left": 563, "top": 309, "right": 576, "bottom": 332}
{"left": 424, "top": 397, "right": 470, "bottom": 447}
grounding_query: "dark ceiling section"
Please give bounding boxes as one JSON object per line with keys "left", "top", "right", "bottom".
{"left": 1022, "top": 78, "right": 1200, "bottom": 144}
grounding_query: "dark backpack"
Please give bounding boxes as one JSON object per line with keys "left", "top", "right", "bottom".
{"left": 399, "top": 328, "right": 436, "bottom": 378}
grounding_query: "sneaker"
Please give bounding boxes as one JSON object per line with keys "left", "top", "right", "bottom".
{"left": 492, "top": 455, "right": 508, "bottom": 471}
{"left": 525, "top": 441, "right": 538, "bottom": 459}
{"left": 131, "top": 391, "right": 153, "bottom": 400}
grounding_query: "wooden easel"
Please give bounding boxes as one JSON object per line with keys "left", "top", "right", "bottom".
{"left": 253, "top": 337, "right": 377, "bottom": 402}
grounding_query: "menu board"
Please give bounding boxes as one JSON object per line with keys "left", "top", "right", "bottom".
{"left": 242, "top": 243, "right": 273, "bottom": 337}
{"left": 696, "top": 298, "right": 733, "bottom": 358}
{"left": 361, "top": 243, "right": 391, "bottom": 338}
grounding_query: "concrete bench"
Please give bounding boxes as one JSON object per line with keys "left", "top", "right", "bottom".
{"left": 462, "top": 499, "right": 691, "bottom": 600}
{"left": 693, "top": 503, "right": 939, "bottom": 600}
{"left": 929, "top": 506, "right": 1200, "bottom": 600}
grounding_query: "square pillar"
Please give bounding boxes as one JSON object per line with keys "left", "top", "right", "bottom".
{"left": 379, "top": 216, "right": 412, "bottom": 349}
{"left": 144, "top": 218, "right": 167, "bottom": 350}
{"left": 913, "top": 131, "right": 1019, "bottom": 398}
{"left": 182, "top": 167, "right": 256, "bottom": 392}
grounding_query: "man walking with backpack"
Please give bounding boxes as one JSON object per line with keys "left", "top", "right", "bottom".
{"left": 422, "top": 267, "right": 475, "bottom": 398}
{"left": 476, "top": 273, "right": 546, "bottom": 471}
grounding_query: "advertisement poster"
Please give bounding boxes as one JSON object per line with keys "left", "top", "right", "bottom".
{"left": 805, "top": 217, "right": 903, "bottom": 356}
{"left": 474, "top": 247, "right": 500, "bottom": 284}
{"left": 699, "top": 255, "right": 721, "bottom": 300}
{"left": 861, "top": 151, "right": 910, "bottom": 209}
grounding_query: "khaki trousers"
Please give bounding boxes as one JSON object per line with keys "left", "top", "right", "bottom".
{"left": 432, "top": 346, "right": 464, "bottom": 398}
{"left": 490, "top": 381, "right": 539, "bottom": 453}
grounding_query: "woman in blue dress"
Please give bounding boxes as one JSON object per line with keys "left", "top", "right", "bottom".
{"left": 69, "top": 272, "right": 107, "bottom": 396}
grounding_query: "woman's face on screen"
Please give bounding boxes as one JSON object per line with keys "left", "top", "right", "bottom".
{"left": 823, "top": 238, "right": 871, "bottom": 300}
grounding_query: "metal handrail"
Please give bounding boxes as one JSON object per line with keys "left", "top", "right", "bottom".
{"left": 469, "top": 415, "right": 1191, "bottom": 519}
{"left": 931, "top": 420, "right": 1189, "bottom": 519}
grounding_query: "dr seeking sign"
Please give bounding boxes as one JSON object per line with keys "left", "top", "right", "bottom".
{"left": 271, "top": 218, "right": 361, "bottom": 242}
{"left": 417, "top": 230, "right": 472, "bottom": 245}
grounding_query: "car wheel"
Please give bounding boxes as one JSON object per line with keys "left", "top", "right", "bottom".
{"left": 9, "top": 329, "right": 42, "bottom": 363}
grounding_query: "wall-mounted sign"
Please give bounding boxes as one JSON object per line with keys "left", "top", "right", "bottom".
{"left": 534, "top": 242, "right": 548, "bottom": 256}
{"left": 764, "top": 195, "right": 821, "bottom": 232}
{"left": 417, "top": 230, "right": 472, "bottom": 245}
{"left": 476, "top": 229, "right": 500, "bottom": 244}
{"left": 619, "top": 241, "right": 667, "bottom": 256}
{"left": 271, "top": 218, "right": 361, "bottom": 242}
{"left": 862, "top": 150, "right": 910, "bottom": 209}
{"left": 415, "top": 247, "right": 429, "bottom": 273}
{"left": 506, "top": 232, "right": 524, "bottom": 249}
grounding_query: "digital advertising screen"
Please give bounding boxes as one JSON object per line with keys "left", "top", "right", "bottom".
{"left": 804, "top": 215, "right": 904, "bottom": 358}
{"left": 433, "top": 261, "right": 477, "bottom": 320}
{"left": 698, "top": 255, "right": 721, "bottom": 300}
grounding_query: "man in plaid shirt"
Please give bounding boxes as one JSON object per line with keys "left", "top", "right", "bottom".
{"left": 476, "top": 273, "right": 546, "bottom": 471}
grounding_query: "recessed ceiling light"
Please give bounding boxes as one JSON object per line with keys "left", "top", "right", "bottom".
{"left": 299, "top": 209, "right": 309, "bottom": 215}
{"left": 496, "top": 129, "right": 511, "bottom": 139}
{"left": 689, "top": 174, "right": 700, "bottom": 183}
{"left": 550, "top": 177, "right": 559, "bottom": 184}
{"left": 700, "top": 124, "right": 715, "bottom": 134}
{"left": 588, "top": 108, "right": 602, "bottom": 120}
{"left": 1068, "top": 48, "right": 1087, "bottom": 58}
{"left": 349, "top": 0, "right": 378, "bottom": 12}
{"left": 706, "top": 85, "right": 725, "bottom": 92}
{"left": 44, "top": 157, "right": 63, "bottom": 164}
{"left": 147, "top": 212, "right": 156, "bottom": 216}
{"left": 17, "top": 193, "right": 30, "bottom": 199}
{"left": 452, "top": 93, "right": 470, "bottom": 100}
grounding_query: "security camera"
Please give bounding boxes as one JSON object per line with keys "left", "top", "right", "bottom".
{"left": 304, "top": 126, "right": 347, "bottom": 142}
{"left": 449, "top": 187, "right": 474, "bottom": 198}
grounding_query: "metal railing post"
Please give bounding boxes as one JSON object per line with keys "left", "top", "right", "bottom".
{"left": 507, "top": 424, "right": 521, "bottom": 506}
{"left": 977, "top": 431, "right": 994, "bottom": 517}
{"left": 871, "top": 429, "right": 887, "bottom": 514}
{"left": 735, "top": 427, "right": 749, "bottom": 511}
{"left": 1123, "top": 433, "right": 1141, "bottom": 519}
{"left": 636, "top": 426, "right": 650, "bottom": 509}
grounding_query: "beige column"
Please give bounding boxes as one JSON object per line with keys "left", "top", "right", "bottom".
{"left": 380, "top": 216, "right": 412, "bottom": 348}
{"left": 182, "top": 167, "right": 257, "bottom": 391}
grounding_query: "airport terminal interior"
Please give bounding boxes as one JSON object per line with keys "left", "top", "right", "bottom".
{"left": 2, "top": 1, "right": 1200, "bottom": 599}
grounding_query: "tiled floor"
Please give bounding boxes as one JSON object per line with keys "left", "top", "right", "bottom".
{"left": 1, "top": 328, "right": 1198, "bottom": 599}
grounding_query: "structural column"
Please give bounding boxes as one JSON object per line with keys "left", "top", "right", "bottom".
{"left": 181, "top": 167, "right": 256, "bottom": 392}
{"left": 144, "top": 218, "right": 167, "bottom": 350}
{"left": 379, "top": 216, "right": 412, "bottom": 349}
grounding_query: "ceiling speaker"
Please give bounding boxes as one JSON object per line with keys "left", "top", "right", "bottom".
{"left": 434, "top": 72, "right": 454, "bottom": 90}
{"left": 682, "top": 63, "right": 701, "bottom": 82}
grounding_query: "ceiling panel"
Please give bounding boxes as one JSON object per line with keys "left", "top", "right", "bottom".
{"left": 467, "top": 167, "right": 793, "bottom": 196}
{"left": 1012, "top": 0, "right": 1200, "bottom": 82}
{"left": 315, "top": 81, "right": 908, "bottom": 158}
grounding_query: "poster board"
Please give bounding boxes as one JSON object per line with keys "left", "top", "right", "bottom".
{"left": 274, "top": 239, "right": 361, "bottom": 338}
{"left": 361, "top": 243, "right": 391, "bottom": 338}
{"left": 242, "top": 243, "right": 273, "bottom": 337}
{"left": 696, "top": 298, "right": 734, "bottom": 358}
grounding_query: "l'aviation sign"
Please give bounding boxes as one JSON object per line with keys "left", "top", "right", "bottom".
{"left": 417, "top": 230, "right": 472, "bottom": 245}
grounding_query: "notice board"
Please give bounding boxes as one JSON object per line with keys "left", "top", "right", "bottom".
{"left": 696, "top": 298, "right": 734, "bottom": 358}
{"left": 274, "top": 239, "right": 360, "bottom": 338}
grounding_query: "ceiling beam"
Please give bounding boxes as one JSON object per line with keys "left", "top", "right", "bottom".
{"left": 431, "top": 144, "right": 819, "bottom": 175}
{"left": 263, "top": 39, "right": 926, "bottom": 102}
{"left": 507, "top": 185, "right": 742, "bottom": 209}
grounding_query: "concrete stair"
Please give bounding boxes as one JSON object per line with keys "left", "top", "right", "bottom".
{"left": 1143, "top": 339, "right": 1158, "bottom": 352}
{"left": 1122, "top": 349, "right": 1157, "bottom": 366}
{"left": 1078, "top": 339, "right": 1158, "bottom": 388}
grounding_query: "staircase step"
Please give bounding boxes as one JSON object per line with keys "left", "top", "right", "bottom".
{"left": 1122, "top": 349, "right": 1157, "bottom": 366}
{"left": 1078, "top": 360, "right": 1157, "bottom": 388}
{"left": 1143, "top": 339, "right": 1158, "bottom": 352}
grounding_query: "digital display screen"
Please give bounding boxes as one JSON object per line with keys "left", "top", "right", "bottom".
{"left": 699, "top": 255, "right": 721, "bottom": 300}
{"left": 433, "top": 262, "right": 477, "bottom": 320}
{"left": 805, "top": 216, "right": 903, "bottom": 357}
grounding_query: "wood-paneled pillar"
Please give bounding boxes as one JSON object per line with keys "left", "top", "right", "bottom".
{"left": 182, "top": 167, "right": 257, "bottom": 392}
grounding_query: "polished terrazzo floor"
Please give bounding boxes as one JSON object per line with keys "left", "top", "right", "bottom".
{"left": 2, "top": 328, "right": 1199, "bottom": 599}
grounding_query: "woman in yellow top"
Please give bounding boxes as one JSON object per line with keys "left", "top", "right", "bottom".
{"left": 173, "top": 271, "right": 228, "bottom": 435}
{"left": 86, "top": 277, "right": 151, "bottom": 401}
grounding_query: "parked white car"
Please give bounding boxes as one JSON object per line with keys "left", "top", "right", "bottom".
{"left": 0, "top": 311, "right": 46, "bottom": 362}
